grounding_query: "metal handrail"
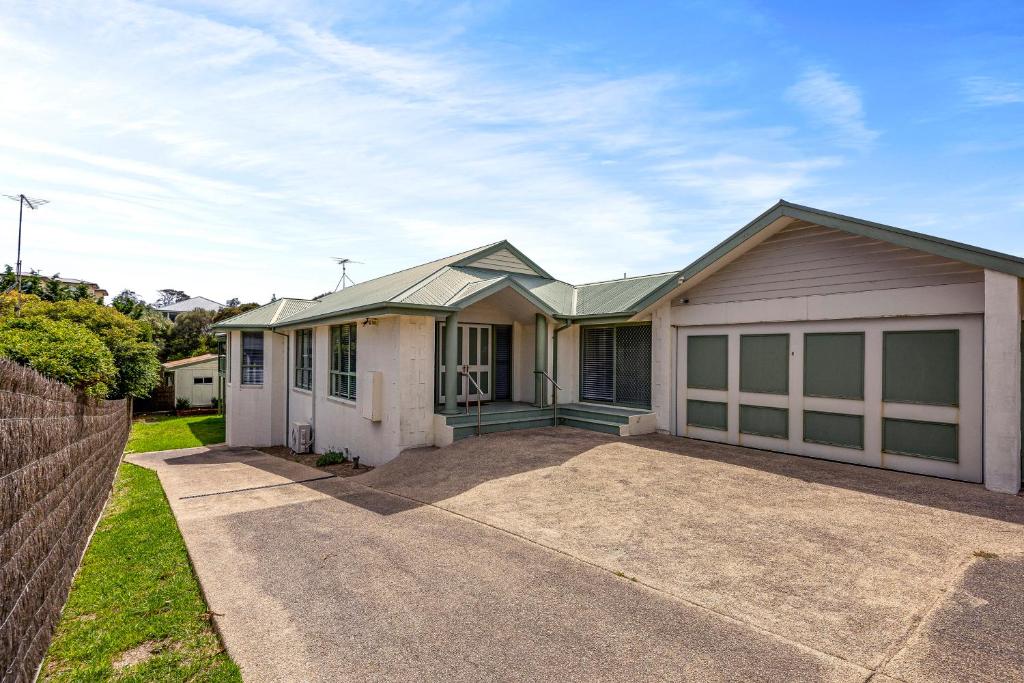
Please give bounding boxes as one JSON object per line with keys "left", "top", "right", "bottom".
{"left": 459, "top": 366, "right": 483, "bottom": 436}
{"left": 533, "top": 370, "right": 562, "bottom": 426}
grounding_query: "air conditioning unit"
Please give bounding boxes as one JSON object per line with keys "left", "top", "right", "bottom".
{"left": 291, "top": 422, "right": 313, "bottom": 454}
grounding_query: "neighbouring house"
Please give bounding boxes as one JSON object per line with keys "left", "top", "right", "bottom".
{"left": 213, "top": 201, "right": 1023, "bottom": 495}
{"left": 162, "top": 353, "right": 219, "bottom": 407}
{"left": 36, "top": 275, "right": 108, "bottom": 298}
{"left": 156, "top": 296, "right": 224, "bottom": 321}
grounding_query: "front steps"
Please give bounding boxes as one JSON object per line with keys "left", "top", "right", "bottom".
{"left": 438, "top": 402, "right": 657, "bottom": 443}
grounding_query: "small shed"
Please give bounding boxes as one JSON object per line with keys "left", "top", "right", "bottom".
{"left": 162, "top": 354, "right": 219, "bottom": 407}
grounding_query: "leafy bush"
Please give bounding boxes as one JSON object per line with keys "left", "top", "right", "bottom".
{"left": 315, "top": 449, "right": 349, "bottom": 467}
{"left": 0, "top": 317, "right": 116, "bottom": 396}
{"left": 0, "top": 293, "right": 160, "bottom": 398}
{"left": 176, "top": 397, "right": 192, "bottom": 410}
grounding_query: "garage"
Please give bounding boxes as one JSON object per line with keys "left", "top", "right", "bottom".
{"left": 675, "top": 317, "right": 983, "bottom": 482}
{"left": 655, "top": 202, "right": 1024, "bottom": 487}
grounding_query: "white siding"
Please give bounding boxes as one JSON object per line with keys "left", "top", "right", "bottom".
{"left": 467, "top": 248, "right": 540, "bottom": 276}
{"left": 676, "top": 221, "right": 984, "bottom": 306}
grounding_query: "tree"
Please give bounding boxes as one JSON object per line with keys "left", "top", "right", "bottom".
{"left": 42, "top": 276, "right": 71, "bottom": 302}
{"left": 155, "top": 288, "right": 190, "bottom": 307}
{"left": 225, "top": 297, "right": 240, "bottom": 307}
{"left": 0, "top": 293, "right": 161, "bottom": 398}
{"left": 212, "top": 302, "right": 259, "bottom": 323}
{"left": 0, "top": 316, "right": 117, "bottom": 397}
{"left": 112, "top": 289, "right": 147, "bottom": 318}
{"left": 163, "top": 309, "right": 217, "bottom": 361}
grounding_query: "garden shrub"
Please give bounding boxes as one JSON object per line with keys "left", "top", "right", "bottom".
{"left": 315, "top": 450, "right": 348, "bottom": 466}
{"left": 0, "top": 316, "right": 116, "bottom": 396}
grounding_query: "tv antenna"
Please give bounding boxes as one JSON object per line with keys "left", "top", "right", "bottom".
{"left": 3, "top": 194, "right": 49, "bottom": 314}
{"left": 331, "top": 257, "right": 363, "bottom": 291}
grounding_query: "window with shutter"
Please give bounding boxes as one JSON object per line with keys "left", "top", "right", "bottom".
{"left": 580, "top": 324, "right": 651, "bottom": 408}
{"left": 580, "top": 327, "right": 614, "bottom": 402}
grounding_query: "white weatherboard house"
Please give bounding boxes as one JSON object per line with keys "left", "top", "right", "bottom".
{"left": 214, "top": 201, "right": 1023, "bottom": 494}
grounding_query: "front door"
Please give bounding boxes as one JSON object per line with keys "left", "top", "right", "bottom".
{"left": 439, "top": 324, "right": 492, "bottom": 403}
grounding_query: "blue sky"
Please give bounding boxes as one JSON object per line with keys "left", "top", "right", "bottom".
{"left": 1, "top": 1, "right": 1022, "bottom": 304}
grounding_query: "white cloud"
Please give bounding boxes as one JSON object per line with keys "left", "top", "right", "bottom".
{"left": 0, "top": 1, "right": 849, "bottom": 302}
{"left": 785, "top": 67, "right": 878, "bottom": 148}
{"left": 962, "top": 76, "right": 1024, "bottom": 106}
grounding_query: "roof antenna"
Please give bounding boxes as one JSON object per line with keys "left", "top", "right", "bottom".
{"left": 3, "top": 193, "right": 50, "bottom": 315}
{"left": 331, "top": 257, "right": 363, "bottom": 291}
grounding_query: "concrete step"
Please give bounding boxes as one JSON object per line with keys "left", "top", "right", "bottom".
{"left": 453, "top": 416, "right": 556, "bottom": 440}
{"left": 556, "top": 406, "right": 632, "bottom": 425}
{"left": 446, "top": 408, "right": 553, "bottom": 427}
{"left": 558, "top": 416, "right": 624, "bottom": 435}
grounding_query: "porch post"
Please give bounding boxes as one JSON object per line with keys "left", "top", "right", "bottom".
{"left": 534, "top": 313, "right": 548, "bottom": 407}
{"left": 442, "top": 312, "right": 460, "bottom": 415}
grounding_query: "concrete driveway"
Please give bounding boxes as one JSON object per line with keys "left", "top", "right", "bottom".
{"left": 128, "top": 429, "right": 1024, "bottom": 682}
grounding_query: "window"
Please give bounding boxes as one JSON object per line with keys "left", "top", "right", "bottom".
{"left": 740, "top": 334, "right": 789, "bottom": 394}
{"left": 687, "top": 335, "right": 727, "bottom": 390}
{"left": 193, "top": 376, "right": 213, "bottom": 385}
{"left": 687, "top": 400, "right": 727, "bottom": 431}
{"left": 241, "top": 332, "right": 264, "bottom": 385}
{"left": 216, "top": 336, "right": 226, "bottom": 375}
{"left": 579, "top": 324, "right": 652, "bottom": 408}
{"left": 295, "top": 328, "right": 313, "bottom": 390}
{"left": 330, "top": 323, "right": 357, "bottom": 400}
{"left": 803, "top": 411, "right": 863, "bottom": 450}
{"left": 803, "top": 333, "right": 864, "bottom": 399}
{"left": 739, "top": 405, "right": 788, "bottom": 439}
{"left": 883, "top": 330, "right": 958, "bottom": 406}
{"left": 883, "top": 418, "right": 958, "bottom": 462}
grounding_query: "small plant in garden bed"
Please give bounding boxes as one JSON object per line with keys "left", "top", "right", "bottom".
{"left": 175, "top": 397, "right": 191, "bottom": 410}
{"left": 316, "top": 449, "right": 349, "bottom": 467}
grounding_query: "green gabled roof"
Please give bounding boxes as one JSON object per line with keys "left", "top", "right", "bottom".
{"left": 574, "top": 272, "right": 678, "bottom": 317}
{"left": 632, "top": 199, "right": 1024, "bottom": 315}
{"left": 213, "top": 298, "right": 315, "bottom": 329}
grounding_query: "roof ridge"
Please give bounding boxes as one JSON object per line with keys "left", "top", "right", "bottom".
{"left": 329, "top": 241, "right": 503, "bottom": 302}
{"left": 575, "top": 271, "right": 677, "bottom": 287}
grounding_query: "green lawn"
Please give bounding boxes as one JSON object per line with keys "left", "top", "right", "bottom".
{"left": 42, "top": 463, "right": 241, "bottom": 682}
{"left": 125, "top": 414, "right": 225, "bottom": 454}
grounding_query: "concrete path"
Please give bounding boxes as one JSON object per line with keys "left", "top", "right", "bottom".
{"left": 128, "top": 432, "right": 1024, "bottom": 682}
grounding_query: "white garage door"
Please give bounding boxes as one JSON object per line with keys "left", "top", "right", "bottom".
{"left": 674, "top": 315, "right": 983, "bottom": 482}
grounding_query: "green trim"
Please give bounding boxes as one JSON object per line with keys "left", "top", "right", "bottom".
{"left": 803, "top": 332, "right": 865, "bottom": 400}
{"left": 802, "top": 411, "right": 864, "bottom": 450}
{"left": 882, "top": 330, "right": 959, "bottom": 407}
{"left": 686, "top": 399, "right": 728, "bottom": 431}
{"left": 739, "top": 404, "right": 789, "bottom": 439}
{"left": 882, "top": 417, "right": 959, "bottom": 463}
{"left": 451, "top": 240, "right": 555, "bottom": 279}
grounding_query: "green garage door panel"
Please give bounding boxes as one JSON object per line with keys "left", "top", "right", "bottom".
{"left": 804, "top": 333, "right": 864, "bottom": 399}
{"left": 883, "top": 330, "right": 959, "bottom": 406}
{"left": 803, "top": 411, "right": 864, "bottom": 450}
{"left": 687, "top": 335, "right": 728, "bottom": 390}
{"left": 883, "top": 418, "right": 959, "bottom": 462}
{"left": 740, "top": 334, "right": 789, "bottom": 394}
{"left": 739, "top": 405, "right": 788, "bottom": 439}
{"left": 687, "top": 400, "right": 728, "bottom": 431}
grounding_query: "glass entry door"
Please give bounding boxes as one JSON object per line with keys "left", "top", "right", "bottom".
{"left": 439, "top": 324, "right": 491, "bottom": 403}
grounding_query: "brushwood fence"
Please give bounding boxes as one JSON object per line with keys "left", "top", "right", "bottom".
{"left": 0, "top": 359, "right": 130, "bottom": 682}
